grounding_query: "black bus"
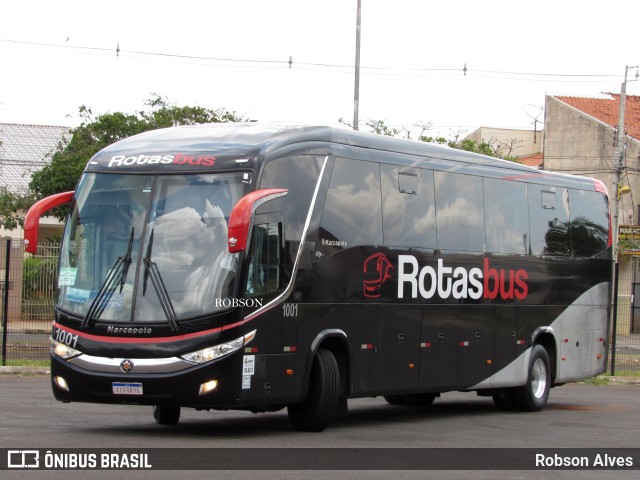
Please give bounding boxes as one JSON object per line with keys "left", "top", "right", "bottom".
{"left": 25, "top": 123, "right": 611, "bottom": 431}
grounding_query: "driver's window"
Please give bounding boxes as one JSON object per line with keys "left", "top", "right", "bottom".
{"left": 246, "top": 223, "right": 282, "bottom": 297}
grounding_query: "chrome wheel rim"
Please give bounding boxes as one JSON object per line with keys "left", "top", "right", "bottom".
{"left": 531, "top": 358, "right": 547, "bottom": 399}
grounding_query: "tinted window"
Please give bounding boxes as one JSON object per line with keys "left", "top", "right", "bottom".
{"left": 381, "top": 165, "right": 436, "bottom": 249}
{"left": 246, "top": 223, "right": 282, "bottom": 296}
{"left": 434, "top": 171, "right": 485, "bottom": 252}
{"left": 528, "top": 185, "right": 570, "bottom": 255}
{"left": 569, "top": 189, "right": 609, "bottom": 257}
{"left": 319, "top": 157, "right": 383, "bottom": 256}
{"left": 484, "top": 178, "right": 529, "bottom": 254}
{"left": 260, "top": 155, "right": 325, "bottom": 239}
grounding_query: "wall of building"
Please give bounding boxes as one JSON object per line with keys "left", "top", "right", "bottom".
{"left": 466, "top": 127, "right": 544, "bottom": 158}
{"left": 544, "top": 95, "right": 640, "bottom": 336}
{"left": 544, "top": 96, "right": 639, "bottom": 226}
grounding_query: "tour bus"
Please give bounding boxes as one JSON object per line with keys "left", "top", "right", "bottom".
{"left": 24, "top": 123, "right": 611, "bottom": 431}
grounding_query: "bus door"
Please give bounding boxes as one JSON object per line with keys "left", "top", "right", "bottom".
{"left": 244, "top": 213, "right": 287, "bottom": 352}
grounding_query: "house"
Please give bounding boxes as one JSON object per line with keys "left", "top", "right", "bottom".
{"left": 465, "top": 127, "right": 544, "bottom": 167}
{"left": 544, "top": 93, "right": 640, "bottom": 334}
{"left": 544, "top": 93, "right": 640, "bottom": 225}
{"left": 0, "top": 122, "right": 69, "bottom": 240}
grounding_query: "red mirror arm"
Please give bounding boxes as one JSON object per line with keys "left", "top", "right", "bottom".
{"left": 228, "top": 189, "right": 288, "bottom": 253}
{"left": 23, "top": 191, "right": 74, "bottom": 253}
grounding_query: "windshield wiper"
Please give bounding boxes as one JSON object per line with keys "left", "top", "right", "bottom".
{"left": 142, "top": 229, "right": 179, "bottom": 331}
{"left": 81, "top": 228, "right": 134, "bottom": 328}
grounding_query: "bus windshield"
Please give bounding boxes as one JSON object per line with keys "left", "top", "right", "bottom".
{"left": 57, "top": 171, "right": 251, "bottom": 324}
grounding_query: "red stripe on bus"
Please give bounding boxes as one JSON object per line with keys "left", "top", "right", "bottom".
{"left": 53, "top": 322, "right": 224, "bottom": 344}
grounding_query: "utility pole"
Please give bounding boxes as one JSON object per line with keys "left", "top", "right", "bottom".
{"left": 610, "top": 64, "right": 638, "bottom": 375}
{"left": 353, "top": 0, "right": 362, "bottom": 131}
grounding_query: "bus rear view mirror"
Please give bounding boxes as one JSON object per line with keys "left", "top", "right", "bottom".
{"left": 23, "top": 191, "right": 74, "bottom": 254}
{"left": 227, "top": 188, "right": 288, "bottom": 253}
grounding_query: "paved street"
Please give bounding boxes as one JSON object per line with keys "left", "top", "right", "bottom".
{"left": 0, "top": 373, "right": 638, "bottom": 479}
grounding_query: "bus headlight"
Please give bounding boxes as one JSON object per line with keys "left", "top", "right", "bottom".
{"left": 181, "top": 330, "right": 256, "bottom": 365}
{"left": 51, "top": 338, "right": 83, "bottom": 360}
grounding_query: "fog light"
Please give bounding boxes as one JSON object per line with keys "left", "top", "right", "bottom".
{"left": 199, "top": 380, "right": 218, "bottom": 396}
{"left": 54, "top": 375, "right": 69, "bottom": 392}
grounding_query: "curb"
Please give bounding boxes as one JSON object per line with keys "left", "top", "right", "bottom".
{"left": 608, "top": 376, "right": 640, "bottom": 385}
{"left": 0, "top": 366, "right": 50, "bottom": 375}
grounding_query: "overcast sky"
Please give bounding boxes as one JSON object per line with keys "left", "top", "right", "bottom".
{"left": 1, "top": 0, "right": 638, "bottom": 137}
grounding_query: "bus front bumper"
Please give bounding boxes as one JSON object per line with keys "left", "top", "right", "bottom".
{"left": 50, "top": 353, "right": 242, "bottom": 408}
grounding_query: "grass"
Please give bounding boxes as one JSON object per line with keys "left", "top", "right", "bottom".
{"left": 609, "top": 369, "right": 640, "bottom": 377}
{"left": 2, "top": 359, "right": 49, "bottom": 367}
{"left": 580, "top": 370, "right": 640, "bottom": 386}
{"left": 580, "top": 375, "right": 612, "bottom": 386}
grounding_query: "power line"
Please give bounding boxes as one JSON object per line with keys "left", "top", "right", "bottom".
{"left": 0, "top": 38, "right": 624, "bottom": 80}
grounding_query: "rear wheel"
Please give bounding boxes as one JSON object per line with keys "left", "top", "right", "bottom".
{"left": 288, "top": 349, "right": 340, "bottom": 432}
{"left": 512, "top": 344, "right": 551, "bottom": 412}
{"left": 153, "top": 405, "right": 181, "bottom": 425}
{"left": 492, "top": 389, "right": 516, "bottom": 411}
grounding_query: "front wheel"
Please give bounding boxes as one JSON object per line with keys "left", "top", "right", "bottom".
{"left": 288, "top": 348, "right": 340, "bottom": 432}
{"left": 512, "top": 344, "right": 551, "bottom": 412}
{"left": 492, "top": 389, "right": 516, "bottom": 411}
{"left": 153, "top": 405, "right": 181, "bottom": 425}
{"left": 384, "top": 395, "right": 407, "bottom": 405}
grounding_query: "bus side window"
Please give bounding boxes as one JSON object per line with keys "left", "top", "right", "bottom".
{"left": 381, "top": 165, "right": 436, "bottom": 249}
{"left": 318, "top": 157, "right": 383, "bottom": 256}
{"left": 528, "top": 186, "right": 570, "bottom": 256}
{"left": 484, "top": 178, "right": 529, "bottom": 255}
{"left": 246, "top": 223, "right": 282, "bottom": 297}
{"left": 434, "top": 171, "right": 485, "bottom": 253}
{"left": 568, "top": 189, "right": 609, "bottom": 257}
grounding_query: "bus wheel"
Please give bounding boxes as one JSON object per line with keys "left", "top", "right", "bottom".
{"left": 288, "top": 348, "right": 340, "bottom": 432}
{"left": 153, "top": 405, "right": 181, "bottom": 425}
{"left": 512, "top": 344, "right": 551, "bottom": 412}
{"left": 384, "top": 395, "right": 407, "bottom": 405}
{"left": 492, "top": 389, "right": 516, "bottom": 411}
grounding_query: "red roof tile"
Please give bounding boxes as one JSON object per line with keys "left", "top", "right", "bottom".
{"left": 554, "top": 94, "right": 640, "bottom": 140}
{"left": 518, "top": 152, "right": 543, "bottom": 168}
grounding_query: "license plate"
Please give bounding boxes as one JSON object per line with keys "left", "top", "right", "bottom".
{"left": 112, "top": 382, "right": 143, "bottom": 395}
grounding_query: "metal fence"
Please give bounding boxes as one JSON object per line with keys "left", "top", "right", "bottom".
{"left": 1, "top": 236, "right": 639, "bottom": 376}
{"left": 1, "top": 238, "right": 56, "bottom": 364}
{"left": 612, "top": 255, "right": 640, "bottom": 375}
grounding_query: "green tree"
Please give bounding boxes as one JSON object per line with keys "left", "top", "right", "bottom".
{"left": 30, "top": 96, "right": 245, "bottom": 199}
{"left": 0, "top": 188, "right": 37, "bottom": 230}
{"left": 344, "top": 118, "right": 520, "bottom": 162}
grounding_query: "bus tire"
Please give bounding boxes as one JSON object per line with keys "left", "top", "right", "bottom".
{"left": 512, "top": 344, "right": 551, "bottom": 412}
{"left": 384, "top": 395, "right": 407, "bottom": 405}
{"left": 288, "top": 348, "right": 340, "bottom": 432}
{"left": 153, "top": 405, "right": 181, "bottom": 425}
{"left": 492, "top": 389, "right": 516, "bottom": 411}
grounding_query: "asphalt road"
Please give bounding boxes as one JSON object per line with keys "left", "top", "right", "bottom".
{"left": 0, "top": 374, "right": 638, "bottom": 479}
